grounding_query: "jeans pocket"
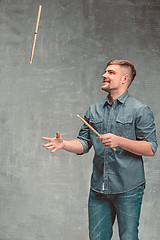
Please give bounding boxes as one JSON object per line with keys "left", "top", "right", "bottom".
{"left": 119, "top": 184, "right": 144, "bottom": 201}
{"left": 138, "top": 184, "right": 145, "bottom": 201}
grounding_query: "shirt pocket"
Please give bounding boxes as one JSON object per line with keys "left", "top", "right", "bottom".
{"left": 115, "top": 116, "right": 133, "bottom": 138}
{"left": 89, "top": 117, "right": 103, "bottom": 135}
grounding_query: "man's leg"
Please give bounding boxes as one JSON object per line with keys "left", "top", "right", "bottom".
{"left": 114, "top": 184, "right": 145, "bottom": 240}
{"left": 88, "top": 188, "right": 116, "bottom": 240}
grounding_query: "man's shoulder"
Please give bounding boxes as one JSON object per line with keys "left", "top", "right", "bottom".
{"left": 126, "top": 95, "right": 148, "bottom": 110}
{"left": 120, "top": 94, "right": 154, "bottom": 118}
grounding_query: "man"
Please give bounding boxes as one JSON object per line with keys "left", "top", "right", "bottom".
{"left": 42, "top": 59, "right": 157, "bottom": 240}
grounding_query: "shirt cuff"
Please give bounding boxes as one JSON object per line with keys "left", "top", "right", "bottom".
{"left": 76, "top": 138, "right": 89, "bottom": 155}
{"left": 147, "top": 141, "right": 158, "bottom": 154}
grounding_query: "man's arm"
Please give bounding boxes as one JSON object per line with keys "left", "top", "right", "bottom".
{"left": 99, "top": 104, "right": 158, "bottom": 156}
{"left": 99, "top": 133, "right": 154, "bottom": 156}
{"left": 42, "top": 132, "right": 84, "bottom": 154}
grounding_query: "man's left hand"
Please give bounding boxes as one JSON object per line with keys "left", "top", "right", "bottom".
{"left": 98, "top": 133, "right": 120, "bottom": 148}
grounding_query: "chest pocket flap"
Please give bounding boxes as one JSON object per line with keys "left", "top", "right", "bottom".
{"left": 116, "top": 116, "right": 133, "bottom": 137}
{"left": 89, "top": 117, "right": 103, "bottom": 134}
{"left": 116, "top": 116, "right": 133, "bottom": 124}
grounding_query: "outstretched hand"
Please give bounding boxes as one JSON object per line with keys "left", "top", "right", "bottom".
{"left": 42, "top": 132, "right": 65, "bottom": 153}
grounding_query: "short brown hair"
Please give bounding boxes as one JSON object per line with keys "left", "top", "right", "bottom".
{"left": 107, "top": 59, "right": 136, "bottom": 85}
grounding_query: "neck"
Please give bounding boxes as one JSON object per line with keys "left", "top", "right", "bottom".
{"left": 108, "top": 89, "right": 127, "bottom": 104}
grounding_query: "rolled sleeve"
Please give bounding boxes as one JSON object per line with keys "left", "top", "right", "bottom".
{"left": 76, "top": 109, "right": 92, "bottom": 155}
{"left": 136, "top": 105, "right": 158, "bottom": 154}
{"left": 147, "top": 141, "right": 158, "bottom": 154}
{"left": 76, "top": 137, "right": 91, "bottom": 154}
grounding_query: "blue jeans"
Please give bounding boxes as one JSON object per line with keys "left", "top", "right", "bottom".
{"left": 88, "top": 184, "right": 145, "bottom": 240}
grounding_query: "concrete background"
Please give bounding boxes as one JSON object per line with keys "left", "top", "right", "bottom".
{"left": 0, "top": 0, "right": 160, "bottom": 239}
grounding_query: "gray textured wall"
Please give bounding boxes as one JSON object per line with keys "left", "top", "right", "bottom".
{"left": 0, "top": 0, "right": 160, "bottom": 239}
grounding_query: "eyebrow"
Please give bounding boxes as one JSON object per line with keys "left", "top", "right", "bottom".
{"left": 105, "top": 69, "right": 116, "bottom": 73}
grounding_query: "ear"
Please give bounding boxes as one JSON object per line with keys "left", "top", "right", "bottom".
{"left": 122, "top": 74, "right": 129, "bottom": 85}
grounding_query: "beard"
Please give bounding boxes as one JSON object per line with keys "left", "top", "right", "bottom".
{"left": 101, "top": 83, "right": 119, "bottom": 93}
{"left": 101, "top": 83, "right": 111, "bottom": 92}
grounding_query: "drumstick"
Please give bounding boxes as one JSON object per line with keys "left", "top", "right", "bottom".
{"left": 30, "top": 5, "right": 42, "bottom": 64}
{"left": 77, "top": 115, "right": 116, "bottom": 151}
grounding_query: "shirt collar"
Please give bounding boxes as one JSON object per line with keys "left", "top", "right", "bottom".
{"left": 104, "top": 90, "right": 129, "bottom": 106}
{"left": 117, "top": 90, "right": 129, "bottom": 104}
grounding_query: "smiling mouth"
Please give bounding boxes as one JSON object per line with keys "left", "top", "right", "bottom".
{"left": 103, "top": 80, "right": 110, "bottom": 83}
{"left": 102, "top": 77, "right": 110, "bottom": 81}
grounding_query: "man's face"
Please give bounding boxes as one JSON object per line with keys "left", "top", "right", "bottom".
{"left": 101, "top": 64, "right": 125, "bottom": 93}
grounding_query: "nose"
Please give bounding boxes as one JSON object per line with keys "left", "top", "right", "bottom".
{"left": 102, "top": 72, "right": 107, "bottom": 78}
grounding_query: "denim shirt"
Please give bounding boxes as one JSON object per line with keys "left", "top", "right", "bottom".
{"left": 77, "top": 91, "right": 158, "bottom": 194}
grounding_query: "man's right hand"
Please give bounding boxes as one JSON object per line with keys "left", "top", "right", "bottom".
{"left": 42, "top": 132, "right": 65, "bottom": 153}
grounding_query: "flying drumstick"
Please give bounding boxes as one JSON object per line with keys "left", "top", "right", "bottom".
{"left": 77, "top": 115, "right": 116, "bottom": 151}
{"left": 30, "top": 5, "right": 42, "bottom": 64}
